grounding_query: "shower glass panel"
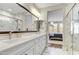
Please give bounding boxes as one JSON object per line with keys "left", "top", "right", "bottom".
{"left": 72, "top": 4, "right": 79, "bottom": 54}
{"left": 64, "top": 3, "right": 79, "bottom": 55}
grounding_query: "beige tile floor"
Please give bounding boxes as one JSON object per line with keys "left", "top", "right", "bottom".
{"left": 43, "top": 47, "right": 79, "bottom": 55}
{"left": 43, "top": 47, "right": 68, "bottom": 55}
{"left": 43, "top": 40, "right": 66, "bottom": 55}
{"left": 43, "top": 40, "right": 79, "bottom": 55}
{"left": 43, "top": 40, "right": 71, "bottom": 55}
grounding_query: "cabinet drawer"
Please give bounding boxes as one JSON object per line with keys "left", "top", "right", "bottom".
{"left": 0, "top": 40, "right": 35, "bottom": 55}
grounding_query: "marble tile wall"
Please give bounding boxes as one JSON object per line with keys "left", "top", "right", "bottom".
{"left": 63, "top": 9, "right": 72, "bottom": 51}
{"left": 63, "top": 4, "right": 79, "bottom": 53}
{"left": 63, "top": 4, "right": 75, "bottom": 52}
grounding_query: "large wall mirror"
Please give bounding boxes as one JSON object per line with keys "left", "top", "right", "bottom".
{"left": 0, "top": 3, "right": 39, "bottom": 33}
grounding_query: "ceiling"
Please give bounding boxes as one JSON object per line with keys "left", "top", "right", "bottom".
{"left": 0, "top": 3, "right": 28, "bottom": 14}
{"left": 35, "top": 3, "right": 62, "bottom": 8}
{"left": 0, "top": 3, "right": 67, "bottom": 15}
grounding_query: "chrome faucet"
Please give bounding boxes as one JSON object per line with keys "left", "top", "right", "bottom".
{"left": 9, "top": 31, "right": 12, "bottom": 40}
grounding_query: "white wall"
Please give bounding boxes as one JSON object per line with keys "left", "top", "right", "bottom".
{"left": 48, "top": 9, "right": 64, "bottom": 22}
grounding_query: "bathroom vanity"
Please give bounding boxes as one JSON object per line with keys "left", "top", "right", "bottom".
{"left": 0, "top": 33, "right": 47, "bottom": 55}
{"left": 0, "top": 3, "right": 47, "bottom": 55}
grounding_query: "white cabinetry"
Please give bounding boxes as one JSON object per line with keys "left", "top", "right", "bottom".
{"left": 34, "top": 35, "right": 46, "bottom": 55}
{"left": 0, "top": 40, "right": 35, "bottom": 55}
{"left": 0, "top": 33, "right": 47, "bottom": 55}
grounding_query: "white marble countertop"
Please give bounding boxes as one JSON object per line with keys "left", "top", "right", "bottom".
{"left": 0, "top": 32, "right": 46, "bottom": 52}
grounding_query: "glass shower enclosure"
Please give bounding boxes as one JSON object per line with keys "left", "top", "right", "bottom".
{"left": 72, "top": 3, "right": 79, "bottom": 54}
{"left": 64, "top": 3, "right": 79, "bottom": 55}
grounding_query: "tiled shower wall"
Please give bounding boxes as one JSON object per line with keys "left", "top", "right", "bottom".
{"left": 72, "top": 4, "right": 79, "bottom": 51}
{"left": 63, "top": 9, "right": 72, "bottom": 51}
{"left": 63, "top": 3, "right": 79, "bottom": 53}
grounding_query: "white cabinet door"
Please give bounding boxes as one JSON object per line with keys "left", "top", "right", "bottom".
{"left": 39, "top": 35, "right": 46, "bottom": 54}
{"left": 0, "top": 34, "right": 47, "bottom": 55}
{"left": 34, "top": 35, "right": 46, "bottom": 55}
{"left": 34, "top": 38, "right": 41, "bottom": 54}
{"left": 41, "top": 36, "right": 47, "bottom": 49}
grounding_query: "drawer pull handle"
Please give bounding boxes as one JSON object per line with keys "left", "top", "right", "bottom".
{"left": 25, "top": 54, "right": 28, "bottom": 55}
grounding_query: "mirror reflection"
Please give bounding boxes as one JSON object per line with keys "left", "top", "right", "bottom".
{"left": 0, "top": 3, "right": 38, "bottom": 32}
